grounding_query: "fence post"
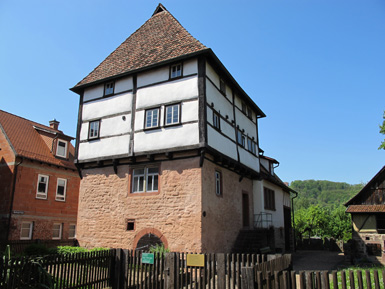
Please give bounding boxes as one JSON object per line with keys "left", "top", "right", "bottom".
{"left": 241, "top": 267, "right": 255, "bottom": 289}
{"left": 164, "top": 252, "right": 176, "bottom": 289}
{"left": 216, "top": 253, "right": 226, "bottom": 289}
{"left": 112, "top": 248, "right": 124, "bottom": 289}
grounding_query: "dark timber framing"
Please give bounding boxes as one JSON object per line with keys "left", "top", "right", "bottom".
{"left": 198, "top": 56, "right": 207, "bottom": 145}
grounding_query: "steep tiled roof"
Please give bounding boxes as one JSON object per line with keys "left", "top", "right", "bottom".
{"left": 0, "top": 110, "right": 76, "bottom": 169}
{"left": 346, "top": 205, "right": 385, "bottom": 213}
{"left": 73, "top": 4, "right": 208, "bottom": 89}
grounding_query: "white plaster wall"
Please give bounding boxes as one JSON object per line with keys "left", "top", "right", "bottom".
{"left": 235, "top": 110, "right": 257, "bottom": 140}
{"left": 136, "top": 76, "right": 198, "bottom": 109}
{"left": 183, "top": 59, "right": 198, "bottom": 75}
{"left": 78, "top": 134, "right": 130, "bottom": 160}
{"left": 82, "top": 93, "right": 133, "bottom": 121}
{"left": 83, "top": 85, "right": 104, "bottom": 102}
{"left": 260, "top": 159, "right": 270, "bottom": 171}
{"left": 206, "top": 63, "right": 232, "bottom": 103}
{"left": 79, "top": 114, "right": 132, "bottom": 141}
{"left": 206, "top": 81, "right": 234, "bottom": 122}
{"left": 207, "top": 126, "right": 237, "bottom": 160}
{"left": 181, "top": 101, "right": 199, "bottom": 123}
{"left": 239, "top": 150, "right": 259, "bottom": 172}
{"left": 134, "top": 123, "right": 199, "bottom": 153}
{"left": 206, "top": 108, "right": 235, "bottom": 142}
{"left": 253, "top": 180, "right": 264, "bottom": 215}
{"left": 137, "top": 66, "right": 169, "bottom": 88}
{"left": 115, "top": 77, "right": 133, "bottom": 93}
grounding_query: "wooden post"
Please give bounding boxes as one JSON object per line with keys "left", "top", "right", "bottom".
{"left": 241, "top": 267, "right": 255, "bottom": 289}
{"left": 164, "top": 253, "right": 176, "bottom": 289}
{"left": 216, "top": 253, "right": 226, "bottom": 289}
{"left": 112, "top": 249, "right": 122, "bottom": 289}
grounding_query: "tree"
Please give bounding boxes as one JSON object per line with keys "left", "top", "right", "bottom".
{"left": 379, "top": 111, "right": 385, "bottom": 150}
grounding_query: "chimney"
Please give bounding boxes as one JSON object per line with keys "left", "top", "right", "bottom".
{"left": 49, "top": 119, "right": 60, "bottom": 130}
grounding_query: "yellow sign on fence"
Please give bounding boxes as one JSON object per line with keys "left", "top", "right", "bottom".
{"left": 186, "top": 254, "right": 205, "bottom": 267}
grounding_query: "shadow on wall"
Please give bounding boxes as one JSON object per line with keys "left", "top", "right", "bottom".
{"left": 0, "top": 157, "right": 13, "bottom": 242}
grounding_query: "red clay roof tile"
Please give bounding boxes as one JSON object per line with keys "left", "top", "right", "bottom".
{"left": 346, "top": 205, "right": 385, "bottom": 213}
{"left": 74, "top": 4, "right": 207, "bottom": 89}
{"left": 0, "top": 110, "right": 76, "bottom": 169}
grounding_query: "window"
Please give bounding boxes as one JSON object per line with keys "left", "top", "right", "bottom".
{"left": 220, "top": 79, "right": 226, "bottom": 95}
{"left": 215, "top": 171, "right": 222, "bottom": 196}
{"left": 145, "top": 108, "right": 160, "bottom": 129}
{"left": 264, "top": 187, "right": 275, "bottom": 210}
{"left": 53, "top": 223, "right": 62, "bottom": 239}
{"left": 247, "top": 138, "right": 256, "bottom": 154}
{"left": 56, "top": 178, "right": 67, "bottom": 201}
{"left": 170, "top": 63, "right": 182, "bottom": 78}
{"left": 88, "top": 120, "right": 100, "bottom": 140}
{"left": 132, "top": 167, "right": 159, "bottom": 193}
{"left": 241, "top": 102, "right": 247, "bottom": 114}
{"left": 56, "top": 140, "right": 67, "bottom": 158}
{"left": 69, "top": 224, "right": 76, "bottom": 239}
{"left": 247, "top": 107, "right": 253, "bottom": 119}
{"left": 213, "top": 111, "right": 220, "bottom": 130}
{"left": 104, "top": 81, "right": 114, "bottom": 95}
{"left": 237, "top": 130, "right": 245, "bottom": 147}
{"left": 36, "top": 174, "right": 49, "bottom": 199}
{"left": 165, "top": 104, "right": 180, "bottom": 126}
{"left": 127, "top": 220, "right": 135, "bottom": 231}
{"left": 20, "top": 222, "right": 33, "bottom": 240}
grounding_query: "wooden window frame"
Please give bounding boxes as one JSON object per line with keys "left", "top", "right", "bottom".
{"left": 68, "top": 224, "right": 76, "bottom": 239}
{"left": 144, "top": 108, "right": 160, "bottom": 129}
{"left": 264, "top": 187, "right": 276, "bottom": 211}
{"left": 20, "top": 221, "right": 33, "bottom": 240}
{"left": 88, "top": 120, "right": 101, "bottom": 140}
{"left": 164, "top": 103, "right": 181, "bottom": 126}
{"left": 56, "top": 140, "right": 68, "bottom": 158}
{"left": 213, "top": 110, "right": 221, "bottom": 131}
{"left": 170, "top": 63, "right": 183, "bottom": 79}
{"left": 104, "top": 81, "right": 115, "bottom": 96}
{"left": 52, "top": 223, "right": 62, "bottom": 240}
{"left": 36, "top": 174, "right": 49, "bottom": 199}
{"left": 215, "top": 170, "right": 223, "bottom": 196}
{"left": 132, "top": 167, "right": 159, "bottom": 194}
{"left": 55, "top": 178, "right": 67, "bottom": 202}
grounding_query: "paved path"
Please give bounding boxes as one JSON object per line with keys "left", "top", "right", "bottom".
{"left": 292, "top": 250, "right": 347, "bottom": 271}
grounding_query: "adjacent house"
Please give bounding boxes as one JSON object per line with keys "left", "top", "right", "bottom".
{"left": 71, "top": 4, "right": 295, "bottom": 253}
{"left": 0, "top": 110, "right": 80, "bottom": 241}
{"left": 345, "top": 166, "right": 385, "bottom": 263}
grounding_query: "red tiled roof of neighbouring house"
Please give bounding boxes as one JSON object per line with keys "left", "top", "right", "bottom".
{"left": 73, "top": 4, "right": 208, "bottom": 89}
{"left": 0, "top": 110, "right": 76, "bottom": 169}
{"left": 346, "top": 205, "right": 385, "bottom": 213}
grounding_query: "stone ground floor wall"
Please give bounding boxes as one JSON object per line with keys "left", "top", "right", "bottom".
{"left": 77, "top": 157, "right": 203, "bottom": 252}
{"left": 352, "top": 231, "right": 385, "bottom": 264}
{"left": 201, "top": 160, "right": 254, "bottom": 253}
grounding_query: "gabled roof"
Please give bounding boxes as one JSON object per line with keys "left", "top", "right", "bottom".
{"left": 72, "top": 3, "right": 208, "bottom": 90}
{"left": 260, "top": 156, "right": 298, "bottom": 195}
{"left": 0, "top": 110, "right": 76, "bottom": 169}
{"left": 345, "top": 166, "right": 385, "bottom": 206}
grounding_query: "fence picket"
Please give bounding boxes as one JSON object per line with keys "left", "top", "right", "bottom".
{"left": 373, "top": 270, "right": 380, "bottom": 289}
{"left": 365, "top": 270, "right": 372, "bottom": 289}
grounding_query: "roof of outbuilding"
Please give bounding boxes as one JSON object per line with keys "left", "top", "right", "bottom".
{"left": 0, "top": 110, "right": 76, "bottom": 169}
{"left": 346, "top": 205, "right": 385, "bottom": 213}
{"left": 73, "top": 4, "right": 208, "bottom": 89}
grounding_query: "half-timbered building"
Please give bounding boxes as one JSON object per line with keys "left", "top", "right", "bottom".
{"left": 345, "top": 166, "right": 385, "bottom": 263}
{"left": 71, "top": 4, "right": 294, "bottom": 253}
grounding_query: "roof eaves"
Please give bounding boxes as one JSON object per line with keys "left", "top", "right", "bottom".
{"left": 345, "top": 165, "right": 385, "bottom": 206}
{"left": 70, "top": 49, "right": 211, "bottom": 94}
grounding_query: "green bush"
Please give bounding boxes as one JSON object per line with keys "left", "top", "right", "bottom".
{"left": 56, "top": 246, "right": 108, "bottom": 256}
{"left": 148, "top": 244, "right": 169, "bottom": 255}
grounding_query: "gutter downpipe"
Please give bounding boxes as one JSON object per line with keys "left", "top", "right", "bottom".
{"left": 6, "top": 157, "right": 23, "bottom": 241}
{"left": 291, "top": 189, "right": 298, "bottom": 251}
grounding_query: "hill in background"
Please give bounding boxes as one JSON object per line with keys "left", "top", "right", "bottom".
{"left": 290, "top": 180, "right": 364, "bottom": 210}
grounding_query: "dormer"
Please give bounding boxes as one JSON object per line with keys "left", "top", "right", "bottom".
{"left": 260, "top": 155, "right": 279, "bottom": 176}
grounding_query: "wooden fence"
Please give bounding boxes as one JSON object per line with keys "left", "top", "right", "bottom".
{"left": 1, "top": 249, "right": 114, "bottom": 289}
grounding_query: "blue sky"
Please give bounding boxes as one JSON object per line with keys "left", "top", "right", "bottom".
{"left": 1, "top": 0, "right": 384, "bottom": 185}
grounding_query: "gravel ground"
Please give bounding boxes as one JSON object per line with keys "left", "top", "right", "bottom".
{"left": 292, "top": 250, "right": 347, "bottom": 272}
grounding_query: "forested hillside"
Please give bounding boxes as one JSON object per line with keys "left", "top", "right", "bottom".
{"left": 290, "top": 180, "right": 364, "bottom": 210}
{"left": 290, "top": 180, "right": 364, "bottom": 241}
